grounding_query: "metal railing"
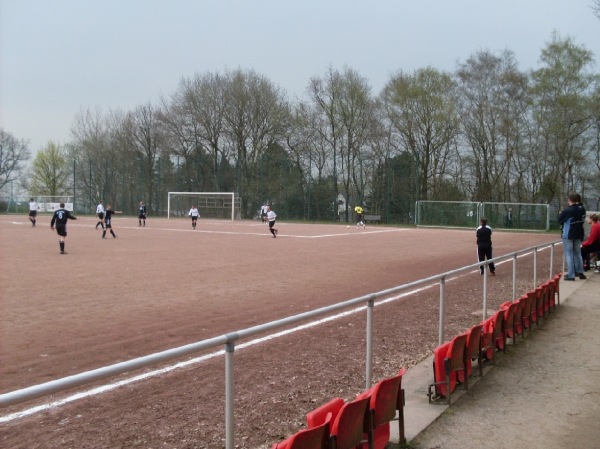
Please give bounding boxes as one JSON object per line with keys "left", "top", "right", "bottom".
{"left": 1, "top": 240, "right": 562, "bottom": 449}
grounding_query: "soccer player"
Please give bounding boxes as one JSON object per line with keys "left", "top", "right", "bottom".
{"left": 267, "top": 206, "right": 278, "bottom": 238}
{"left": 50, "top": 202, "right": 77, "bottom": 254}
{"left": 28, "top": 198, "right": 39, "bottom": 227}
{"left": 260, "top": 203, "right": 268, "bottom": 223}
{"left": 138, "top": 201, "right": 147, "bottom": 227}
{"left": 354, "top": 205, "right": 365, "bottom": 228}
{"left": 188, "top": 205, "right": 200, "bottom": 229}
{"left": 101, "top": 204, "right": 122, "bottom": 239}
{"left": 95, "top": 200, "right": 105, "bottom": 230}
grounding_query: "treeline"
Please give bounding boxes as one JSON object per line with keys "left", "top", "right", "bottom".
{"left": 22, "top": 34, "right": 600, "bottom": 220}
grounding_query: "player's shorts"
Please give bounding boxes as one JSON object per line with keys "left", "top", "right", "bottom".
{"left": 55, "top": 225, "right": 67, "bottom": 237}
{"left": 139, "top": 213, "right": 146, "bottom": 219}
{"left": 191, "top": 215, "right": 199, "bottom": 221}
{"left": 269, "top": 220, "right": 276, "bottom": 228}
{"left": 97, "top": 212, "right": 104, "bottom": 219}
{"left": 29, "top": 210, "right": 37, "bottom": 217}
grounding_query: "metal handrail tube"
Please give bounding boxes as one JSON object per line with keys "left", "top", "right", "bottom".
{"left": 1, "top": 239, "right": 562, "bottom": 449}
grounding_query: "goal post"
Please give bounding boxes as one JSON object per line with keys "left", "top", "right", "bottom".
{"left": 167, "top": 192, "right": 239, "bottom": 221}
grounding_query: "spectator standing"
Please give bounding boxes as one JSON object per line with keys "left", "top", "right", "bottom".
{"left": 558, "top": 192, "right": 586, "bottom": 280}
{"left": 50, "top": 202, "right": 77, "bottom": 254}
{"left": 476, "top": 217, "right": 496, "bottom": 275}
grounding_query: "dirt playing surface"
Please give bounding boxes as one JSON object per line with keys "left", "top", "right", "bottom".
{"left": 0, "top": 215, "right": 562, "bottom": 448}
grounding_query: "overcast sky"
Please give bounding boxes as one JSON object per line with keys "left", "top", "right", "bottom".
{"left": 1, "top": 0, "right": 599, "bottom": 153}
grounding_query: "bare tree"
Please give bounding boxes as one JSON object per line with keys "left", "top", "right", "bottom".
{"left": 0, "top": 128, "right": 31, "bottom": 191}
{"left": 381, "top": 67, "right": 460, "bottom": 200}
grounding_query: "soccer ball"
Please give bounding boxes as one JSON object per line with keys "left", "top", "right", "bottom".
{"left": 347, "top": 225, "right": 350, "bottom": 229}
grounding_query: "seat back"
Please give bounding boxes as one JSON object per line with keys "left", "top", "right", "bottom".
{"left": 526, "top": 290, "right": 538, "bottom": 326}
{"left": 307, "top": 397, "right": 345, "bottom": 428}
{"left": 515, "top": 295, "right": 529, "bottom": 334}
{"left": 370, "top": 368, "right": 406, "bottom": 426}
{"left": 511, "top": 300, "right": 523, "bottom": 339}
{"left": 360, "top": 368, "right": 407, "bottom": 449}
{"left": 503, "top": 302, "right": 519, "bottom": 342}
{"left": 535, "top": 286, "right": 545, "bottom": 322}
{"left": 273, "top": 417, "right": 331, "bottom": 449}
{"left": 461, "top": 324, "right": 483, "bottom": 380}
{"left": 330, "top": 396, "right": 370, "bottom": 449}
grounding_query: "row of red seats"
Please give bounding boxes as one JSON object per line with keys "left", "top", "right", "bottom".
{"left": 427, "top": 273, "right": 561, "bottom": 405}
{"left": 272, "top": 368, "right": 406, "bottom": 449}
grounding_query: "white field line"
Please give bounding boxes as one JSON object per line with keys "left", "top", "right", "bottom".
{"left": 1, "top": 219, "right": 405, "bottom": 238}
{"left": 0, "top": 247, "right": 547, "bottom": 424}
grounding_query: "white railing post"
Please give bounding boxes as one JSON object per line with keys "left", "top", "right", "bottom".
{"left": 512, "top": 254, "right": 517, "bottom": 301}
{"left": 482, "top": 267, "right": 488, "bottom": 319}
{"left": 225, "top": 340, "right": 235, "bottom": 449}
{"left": 533, "top": 247, "right": 538, "bottom": 288}
{"left": 366, "top": 298, "right": 374, "bottom": 389}
{"left": 438, "top": 277, "right": 446, "bottom": 346}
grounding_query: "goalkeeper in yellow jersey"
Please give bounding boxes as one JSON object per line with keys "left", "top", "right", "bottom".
{"left": 354, "top": 205, "right": 365, "bottom": 229}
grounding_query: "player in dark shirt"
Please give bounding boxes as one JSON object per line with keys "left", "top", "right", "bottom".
{"left": 138, "top": 201, "right": 147, "bottom": 227}
{"left": 50, "top": 202, "right": 77, "bottom": 254}
{"left": 102, "top": 204, "right": 122, "bottom": 239}
{"left": 476, "top": 217, "right": 495, "bottom": 275}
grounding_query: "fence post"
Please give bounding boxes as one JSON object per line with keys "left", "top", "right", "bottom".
{"left": 366, "top": 298, "right": 374, "bottom": 389}
{"left": 438, "top": 277, "right": 446, "bottom": 346}
{"left": 225, "top": 340, "right": 235, "bottom": 449}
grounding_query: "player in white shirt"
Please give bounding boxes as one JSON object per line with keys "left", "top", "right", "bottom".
{"left": 267, "top": 206, "right": 278, "bottom": 238}
{"left": 189, "top": 205, "right": 200, "bottom": 229}
{"left": 28, "top": 198, "right": 39, "bottom": 227}
{"left": 95, "top": 200, "right": 105, "bottom": 230}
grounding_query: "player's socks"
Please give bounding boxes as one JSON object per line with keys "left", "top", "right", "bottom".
{"left": 102, "top": 231, "right": 106, "bottom": 238}
{"left": 111, "top": 230, "right": 116, "bottom": 237}
{"left": 60, "top": 242, "right": 65, "bottom": 252}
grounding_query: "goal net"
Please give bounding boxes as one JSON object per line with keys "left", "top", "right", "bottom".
{"left": 167, "top": 192, "right": 240, "bottom": 221}
{"left": 415, "top": 200, "right": 550, "bottom": 231}
{"left": 479, "top": 202, "right": 550, "bottom": 231}
{"left": 415, "top": 201, "right": 480, "bottom": 228}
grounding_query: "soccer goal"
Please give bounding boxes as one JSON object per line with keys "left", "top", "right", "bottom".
{"left": 415, "top": 201, "right": 480, "bottom": 228}
{"left": 28, "top": 196, "right": 74, "bottom": 213}
{"left": 167, "top": 192, "right": 240, "bottom": 221}
{"left": 415, "top": 200, "right": 550, "bottom": 231}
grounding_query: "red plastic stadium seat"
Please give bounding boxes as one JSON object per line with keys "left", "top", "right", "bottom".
{"left": 502, "top": 301, "right": 519, "bottom": 346}
{"left": 515, "top": 295, "right": 531, "bottom": 337}
{"left": 272, "top": 414, "right": 331, "bottom": 449}
{"left": 307, "top": 397, "right": 345, "bottom": 429}
{"left": 329, "top": 396, "right": 370, "bottom": 449}
{"left": 527, "top": 289, "right": 539, "bottom": 326}
{"left": 535, "top": 286, "right": 546, "bottom": 323}
{"left": 428, "top": 333, "right": 468, "bottom": 405}
{"left": 458, "top": 324, "right": 484, "bottom": 382}
{"left": 481, "top": 310, "right": 505, "bottom": 362}
{"left": 307, "top": 396, "right": 370, "bottom": 449}
{"left": 357, "top": 368, "right": 407, "bottom": 449}
{"left": 504, "top": 300, "right": 522, "bottom": 344}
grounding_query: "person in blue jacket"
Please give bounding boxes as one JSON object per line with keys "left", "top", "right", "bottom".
{"left": 558, "top": 192, "right": 586, "bottom": 281}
